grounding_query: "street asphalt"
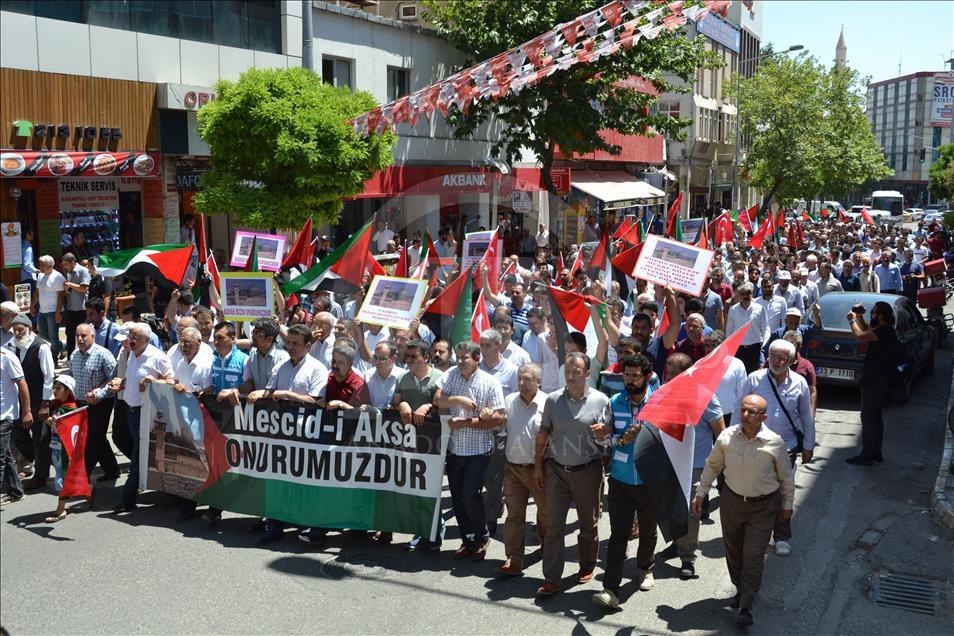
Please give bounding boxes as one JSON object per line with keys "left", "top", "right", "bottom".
{"left": 3, "top": 326, "right": 953, "bottom": 634}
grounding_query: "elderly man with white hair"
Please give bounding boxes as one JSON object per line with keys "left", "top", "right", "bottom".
{"left": 33, "top": 254, "right": 65, "bottom": 361}
{"left": 740, "top": 338, "right": 814, "bottom": 558}
{"left": 110, "top": 322, "right": 173, "bottom": 513}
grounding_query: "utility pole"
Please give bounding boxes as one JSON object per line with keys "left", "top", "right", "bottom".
{"left": 302, "top": 0, "right": 314, "bottom": 71}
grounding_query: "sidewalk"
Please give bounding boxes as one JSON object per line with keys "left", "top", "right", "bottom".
{"left": 931, "top": 354, "right": 954, "bottom": 537}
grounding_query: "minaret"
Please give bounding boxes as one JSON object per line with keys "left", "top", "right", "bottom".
{"left": 835, "top": 27, "right": 847, "bottom": 70}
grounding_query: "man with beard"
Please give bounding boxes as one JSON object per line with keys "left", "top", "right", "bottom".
{"left": 591, "top": 354, "right": 655, "bottom": 608}
{"left": 846, "top": 301, "right": 897, "bottom": 465}
{"left": 628, "top": 286, "right": 680, "bottom": 380}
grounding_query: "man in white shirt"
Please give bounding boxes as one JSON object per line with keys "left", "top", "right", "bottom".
{"left": 755, "top": 277, "right": 788, "bottom": 338}
{"left": 525, "top": 308, "right": 560, "bottom": 393}
{"left": 372, "top": 219, "right": 395, "bottom": 254}
{"left": 33, "top": 255, "right": 65, "bottom": 361}
{"left": 705, "top": 330, "right": 749, "bottom": 426}
{"left": 815, "top": 262, "right": 844, "bottom": 298}
{"left": 1, "top": 347, "right": 32, "bottom": 504}
{"left": 113, "top": 323, "right": 173, "bottom": 512}
{"left": 171, "top": 327, "right": 213, "bottom": 393}
{"left": 726, "top": 283, "right": 769, "bottom": 374}
{"left": 773, "top": 270, "right": 803, "bottom": 313}
{"left": 500, "top": 363, "right": 548, "bottom": 576}
{"left": 494, "top": 314, "right": 531, "bottom": 368}
{"left": 256, "top": 324, "right": 328, "bottom": 403}
{"left": 167, "top": 316, "right": 214, "bottom": 369}
{"left": 795, "top": 269, "right": 820, "bottom": 308}
{"left": 476, "top": 328, "right": 515, "bottom": 538}
{"left": 363, "top": 340, "right": 406, "bottom": 409}
{"left": 308, "top": 311, "right": 336, "bottom": 367}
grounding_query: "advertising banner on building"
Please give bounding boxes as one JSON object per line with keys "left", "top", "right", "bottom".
{"left": 2, "top": 221, "right": 22, "bottom": 268}
{"left": 0, "top": 151, "right": 159, "bottom": 178}
{"left": 930, "top": 71, "right": 954, "bottom": 128}
{"left": 140, "top": 383, "right": 448, "bottom": 539}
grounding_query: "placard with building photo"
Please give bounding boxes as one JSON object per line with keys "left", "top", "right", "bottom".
{"left": 632, "top": 234, "right": 715, "bottom": 297}
{"left": 357, "top": 275, "right": 428, "bottom": 330}
{"left": 461, "top": 231, "right": 502, "bottom": 272}
{"left": 220, "top": 272, "right": 274, "bottom": 321}
{"left": 229, "top": 231, "right": 287, "bottom": 272}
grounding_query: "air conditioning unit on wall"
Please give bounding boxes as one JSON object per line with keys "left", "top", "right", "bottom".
{"left": 398, "top": 4, "right": 418, "bottom": 20}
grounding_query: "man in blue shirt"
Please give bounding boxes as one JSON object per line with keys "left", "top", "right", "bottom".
{"left": 209, "top": 322, "right": 249, "bottom": 394}
{"left": 85, "top": 297, "right": 122, "bottom": 357}
{"left": 591, "top": 353, "right": 656, "bottom": 609}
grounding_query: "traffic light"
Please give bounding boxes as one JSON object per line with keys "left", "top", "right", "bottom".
{"left": 918, "top": 147, "right": 926, "bottom": 164}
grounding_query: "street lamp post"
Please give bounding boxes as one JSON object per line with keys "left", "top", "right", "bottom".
{"left": 731, "top": 44, "right": 804, "bottom": 211}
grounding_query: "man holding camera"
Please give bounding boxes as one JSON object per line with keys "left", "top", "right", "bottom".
{"left": 846, "top": 301, "right": 897, "bottom": 465}
{"left": 740, "top": 339, "right": 814, "bottom": 558}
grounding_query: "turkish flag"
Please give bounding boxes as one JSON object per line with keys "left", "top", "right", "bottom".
{"left": 711, "top": 211, "right": 734, "bottom": 245}
{"left": 472, "top": 288, "right": 491, "bottom": 343}
{"left": 476, "top": 229, "right": 501, "bottom": 294}
{"left": 612, "top": 216, "right": 633, "bottom": 240}
{"left": 394, "top": 243, "right": 408, "bottom": 278}
{"left": 787, "top": 223, "right": 799, "bottom": 248}
{"left": 367, "top": 252, "right": 386, "bottom": 277}
{"left": 54, "top": 407, "right": 91, "bottom": 498}
{"left": 749, "top": 217, "right": 770, "bottom": 249}
{"left": 654, "top": 304, "right": 671, "bottom": 338}
{"left": 639, "top": 322, "right": 751, "bottom": 432}
{"left": 860, "top": 206, "right": 876, "bottom": 226}
{"left": 665, "top": 193, "right": 684, "bottom": 238}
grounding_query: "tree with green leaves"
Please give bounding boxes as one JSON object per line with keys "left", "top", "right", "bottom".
{"left": 731, "top": 54, "right": 891, "bottom": 213}
{"left": 423, "top": 0, "right": 716, "bottom": 193}
{"left": 929, "top": 143, "right": 954, "bottom": 202}
{"left": 194, "top": 67, "right": 395, "bottom": 229}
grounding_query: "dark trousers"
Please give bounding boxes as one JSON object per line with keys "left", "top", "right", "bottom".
{"left": 120, "top": 406, "right": 141, "bottom": 507}
{"left": 1, "top": 419, "right": 24, "bottom": 498}
{"left": 447, "top": 452, "right": 490, "bottom": 547}
{"left": 64, "top": 309, "right": 86, "bottom": 358}
{"left": 83, "top": 399, "right": 118, "bottom": 478}
{"left": 542, "top": 459, "right": 603, "bottom": 584}
{"left": 721, "top": 488, "right": 781, "bottom": 611}
{"left": 860, "top": 377, "right": 888, "bottom": 458}
{"left": 736, "top": 343, "right": 762, "bottom": 375}
{"left": 111, "top": 400, "right": 133, "bottom": 459}
{"left": 11, "top": 409, "right": 51, "bottom": 481}
{"left": 482, "top": 431, "right": 507, "bottom": 534}
{"left": 773, "top": 453, "right": 797, "bottom": 542}
{"left": 603, "top": 477, "right": 657, "bottom": 594}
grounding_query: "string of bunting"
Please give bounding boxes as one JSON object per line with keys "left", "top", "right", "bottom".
{"left": 351, "top": 0, "right": 731, "bottom": 137}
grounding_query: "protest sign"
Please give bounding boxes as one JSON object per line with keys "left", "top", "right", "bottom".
{"left": 680, "top": 218, "right": 703, "bottom": 244}
{"left": 357, "top": 275, "right": 428, "bottom": 330}
{"left": 140, "top": 383, "right": 448, "bottom": 538}
{"left": 220, "top": 272, "right": 274, "bottom": 321}
{"left": 14, "top": 283, "right": 31, "bottom": 311}
{"left": 632, "top": 234, "right": 715, "bottom": 297}
{"left": 229, "top": 231, "right": 287, "bottom": 272}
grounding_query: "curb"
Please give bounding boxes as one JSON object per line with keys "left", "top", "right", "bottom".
{"left": 930, "top": 352, "right": 954, "bottom": 537}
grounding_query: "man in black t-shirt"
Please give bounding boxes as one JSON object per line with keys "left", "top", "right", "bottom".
{"left": 846, "top": 301, "right": 898, "bottom": 465}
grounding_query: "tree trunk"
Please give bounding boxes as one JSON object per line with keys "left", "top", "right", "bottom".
{"left": 540, "top": 142, "right": 557, "bottom": 196}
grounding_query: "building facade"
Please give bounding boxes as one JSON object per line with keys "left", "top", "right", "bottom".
{"left": 0, "top": 1, "right": 303, "bottom": 289}
{"left": 865, "top": 70, "right": 954, "bottom": 208}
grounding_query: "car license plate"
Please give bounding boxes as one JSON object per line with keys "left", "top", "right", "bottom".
{"left": 817, "top": 367, "right": 855, "bottom": 380}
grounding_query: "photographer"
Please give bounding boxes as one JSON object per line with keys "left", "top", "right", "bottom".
{"left": 846, "top": 301, "right": 898, "bottom": 466}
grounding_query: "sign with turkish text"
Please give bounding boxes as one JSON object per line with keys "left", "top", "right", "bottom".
{"left": 632, "top": 234, "right": 715, "bottom": 297}
{"left": 930, "top": 72, "right": 954, "bottom": 128}
{"left": 57, "top": 177, "right": 120, "bottom": 212}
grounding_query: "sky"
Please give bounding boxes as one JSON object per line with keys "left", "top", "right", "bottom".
{"left": 761, "top": 1, "right": 954, "bottom": 84}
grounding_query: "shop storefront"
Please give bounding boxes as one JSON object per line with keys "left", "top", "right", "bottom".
{"left": 0, "top": 69, "right": 162, "bottom": 289}
{"left": 564, "top": 171, "right": 667, "bottom": 245}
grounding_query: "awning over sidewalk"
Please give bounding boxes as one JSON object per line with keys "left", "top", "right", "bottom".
{"left": 571, "top": 171, "right": 666, "bottom": 209}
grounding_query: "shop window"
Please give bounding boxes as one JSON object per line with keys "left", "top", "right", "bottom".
{"left": 323, "top": 57, "right": 353, "bottom": 90}
{"left": 172, "top": 0, "right": 213, "bottom": 43}
{"left": 658, "top": 102, "right": 680, "bottom": 119}
{"left": 87, "top": 0, "right": 132, "bottom": 29}
{"left": 388, "top": 67, "right": 410, "bottom": 102}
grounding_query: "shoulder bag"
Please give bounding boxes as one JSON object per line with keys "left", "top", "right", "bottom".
{"left": 768, "top": 374, "right": 804, "bottom": 463}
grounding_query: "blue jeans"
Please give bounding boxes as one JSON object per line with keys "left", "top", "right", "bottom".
{"left": 446, "top": 453, "right": 490, "bottom": 547}
{"left": 120, "top": 406, "right": 141, "bottom": 507}
{"left": 37, "top": 311, "right": 62, "bottom": 360}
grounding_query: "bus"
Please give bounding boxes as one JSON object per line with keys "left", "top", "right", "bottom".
{"left": 870, "top": 190, "right": 904, "bottom": 216}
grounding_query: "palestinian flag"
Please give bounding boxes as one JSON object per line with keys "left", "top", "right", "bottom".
{"left": 838, "top": 209, "right": 850, "bottom": 224}
{"left": 282, "top": 220, "right": 375, "bottom": 296}
{"left": 819, "top": 208, "right": 831, "bottom": 219}
{"left": 612, "top": 216, "right": 633, "bottom": 240}
{"left": 96, "top": 244, "right": 195, "bottom": 287}
{"left": 617, "top": 216, "right": 644, "bottom": 246}
{"left": 734, "top": 204, "right": 757, "bottom": 233}
{"left": 280, "top": 217, "right": 314, "bottom": 270}
{"left": 611, "top": 242, "right": 643, "bottom": 303}
{"left": 53, "top": 407, "right": 91, "bottom": 498}
{"left": 421, "top": 271, "right": 473, "bottom": 346}
{"left": 243, "top": 236, "right": 260, "bottom": 272}
{"left": 632, "top": 321, "right": 750, "bottom": 542}
{"left": 796, "top": 221, "right": 806, "bottom": 247}
{"left": 585, "top": 227, "right": 612, "bottom": 296}
{"left": 803, "top": 209, "right": 820, "bottom": 223}
{"left": 787, "top": 222, "right": 799, "bottom": 248}
{"left": 544, "top": 285, "right": 603, "bottom": 362}
{"left": 695, "top": 222, "right": 709, "bottom": 249}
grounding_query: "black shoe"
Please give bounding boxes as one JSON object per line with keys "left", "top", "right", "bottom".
{"left": 736, "top": 608, "right": 753, "bottom": 628}
{"left": 112, "top": 502, "right": 136, "bottom": 514}
{"left": 258, "top": 522, "right": 284, "bottom": 545}
{"left": 846, "top": 455, "right": 874, "bottom": 465}
{"left": 0, "top": 493, "right": 24, "bottom": 506}
{"left": 657, "top": 543, "right": 678, "bottom": 561}
{"left": 679, "top": 560, "right": 695, "bottom": 580}
{"left": 729, "top": 593, "right": 740, "bottom": 608}
{"left": 96, "top": 473, "right": 120, "bottom": 483}
{"left": 873, "top": 453, "right": 884, "bottom": 462}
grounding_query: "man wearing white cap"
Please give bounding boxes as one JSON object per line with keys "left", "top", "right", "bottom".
{"left": 794, "top": 268, "right": 819, "bottom": 309}
{"left": 764, "top": 306, "right": 823, "bottom": 360}
{"left": 0, "top": 300, "right": 19, "bottom": 347}
{"left": 773, "top": 271, "right": 804, "bottom": 313}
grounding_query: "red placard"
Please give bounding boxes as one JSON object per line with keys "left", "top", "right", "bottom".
{"left": 0, "top": 150, "right": 160, "bottom": 178}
